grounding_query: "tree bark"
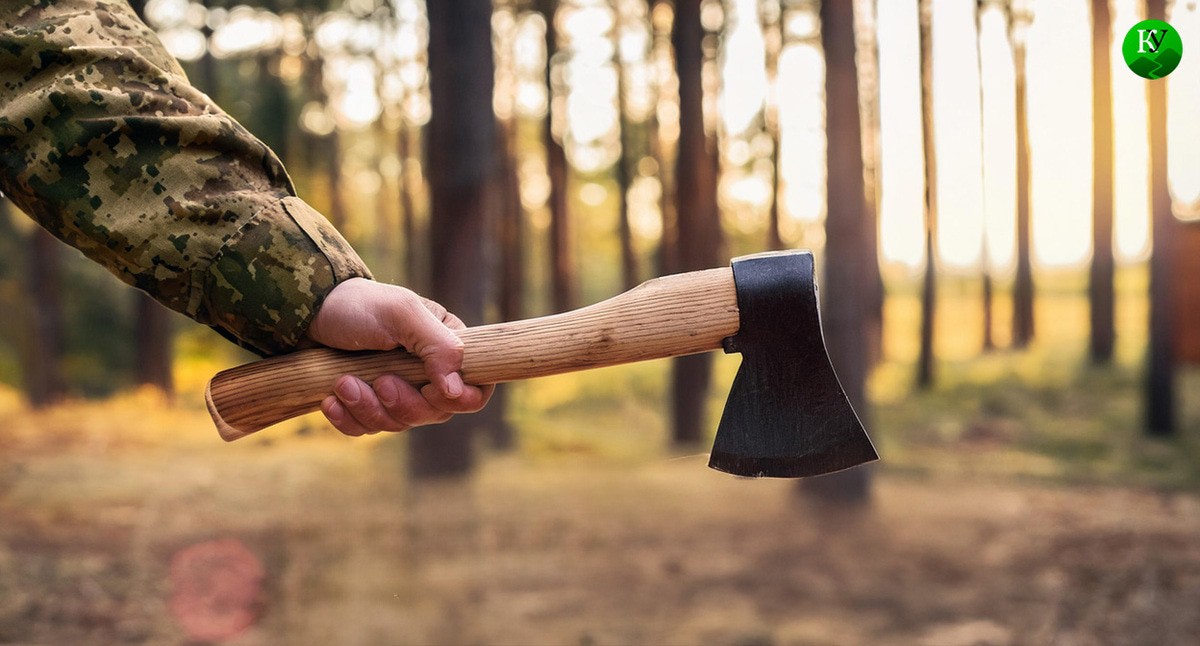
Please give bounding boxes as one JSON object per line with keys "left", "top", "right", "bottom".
{"left": 805, "top": 0, "right": 872, "bottom": 502}
{"left": 397, "top": 120, "right": 422, "bottom": 291}
{"left": 488, "top": 118, "right": 525, "bottom": 451}
{"left": 134, "top": 292, "right": 174, "bottom": 397}
{"left": 257, "top": 53, "right": 290, "bottom": 166}
{"left": 917, "top": 0, "right": 938, "bottom": 389}
{"left": 764, "top": 0, "right": 785, "bottom": 251}
{"left": 977, "top": 0, "right": 994, "bottom": 353}
{"left": 26, "top": 229, "right": 67, "bottom": 408}
{"left": 412, "top": 0, "right": 498, "bottom": 478}
{"left": 650, "top": 0, "right": 678, "bottom": 276}
{"left": 498, "top": 120, "right": 525, "bottom": 325}
{"left": 540, "top": 0, "right": 578, "bottom": 313}
{"left": 669, "top": 0, "right": 722, "bottom": 446}
{"left": 613, "top": 9, "right": 639, "bottom": 292}
{"left": 1145, "top": 0, "right": 1175, "bottom": 435}
{"left": 1089, "top": 0, "right": 1115, "bottom": 363}
{"left": 1011, "top": 28, "right": 1035, "bottom": 348}
{"left": 325, "top": 128, "right": 348, "bottom": 229}
{"left": 854, "top": 0, "right": 884, "bottom": 367}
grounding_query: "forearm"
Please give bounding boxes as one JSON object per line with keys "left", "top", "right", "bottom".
{"left": 0, "top": 0, "right": 370, "bottom": 355}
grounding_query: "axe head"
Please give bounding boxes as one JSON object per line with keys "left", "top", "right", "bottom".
{"left": 708, "top": 251, "right": 878, "bottom": 478}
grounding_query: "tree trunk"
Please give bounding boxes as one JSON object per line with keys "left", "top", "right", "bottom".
{"left": 26, "top": 229, "right": 67, "bottom": 408}
{"left": 134, "top": 292, "right": 174, "bottom": 397}
{"left": 1145, "top": 0, "right": 1175, "bottom": 435}
{"left": 982, "top": 268, "right": 995, "bottom": 351}
{"left": 613, "top": 9, "right": 639, "bottom": 292}
{"left": 651, "top": 0, "right": 678, "bottom": 276}
{"left": 498, "top": 120, "right": 525, "bottom": 326}
{"left": 398, "top": 120, "right": 422, "bottom": 291}
{"left": 764, "top": 0, "right": 785, "bottom": 251}
{"left": 854, "top": 0, "right": 884, "bottom": 367}
{"left": 669, "top": 0, "right": 722, "bottom": 446}
{"left": 488, "top": 119, "right": 525, "bottom": 451}
{"left": 1011, "top": 32, "right": 1034, "bottom": 348}
{"left": 977, "top": 0, "right": 994, "bottom": 353}
{"left": 257, "top": 53, "right": 290, "bottom": 166}
{"left": 1089, "top": 0, "right": 1115, "bottom": 363}
{"left": 805, "top": 0, "right": 872, "bottom": 502}
{"left": 917, "top": 0, "right": 938, "bottom": 389}
{"left": 540, "top": 0, "right": 578, "bottom": 313}
{"left": 412, "top": 0, "right": 498, "bottom": 478}
{"left": 325, "top": 129, "right": 347, "bottom": 229}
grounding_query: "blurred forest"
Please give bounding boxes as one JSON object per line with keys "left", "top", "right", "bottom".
{"left": 2, "top": 0, "right": 1200, "bottom": 643}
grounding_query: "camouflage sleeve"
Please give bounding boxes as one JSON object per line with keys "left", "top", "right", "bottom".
{"left": 0, "top": 0, "right": 373, "bottom": 356}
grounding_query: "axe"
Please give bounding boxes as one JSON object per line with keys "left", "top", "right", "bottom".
{"left": 205, "top": 250, "right": 877, "bottom": 478}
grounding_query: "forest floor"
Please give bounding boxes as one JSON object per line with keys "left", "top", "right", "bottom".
{"left": 2, "top": 269, "right": 1200, "bottom": 645}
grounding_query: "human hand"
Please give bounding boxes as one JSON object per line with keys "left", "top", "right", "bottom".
{"left": 304, "top": 278, "right": 494, "bottom": 436}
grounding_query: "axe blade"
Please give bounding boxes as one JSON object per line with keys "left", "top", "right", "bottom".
{"left": 708, "top": 251, "right": 878, "bottom": 478}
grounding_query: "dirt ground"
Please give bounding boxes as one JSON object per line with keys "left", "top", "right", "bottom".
{"left": 1, "top": 393, "right": 1199, "bottom": 646}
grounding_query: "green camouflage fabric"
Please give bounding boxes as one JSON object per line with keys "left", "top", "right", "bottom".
{"left": 0, "top": 0, "right": 372, "bottom": 356}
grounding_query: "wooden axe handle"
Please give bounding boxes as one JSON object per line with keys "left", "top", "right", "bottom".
{"left": 206, "top": 267, "right": 740, "bottom": 441}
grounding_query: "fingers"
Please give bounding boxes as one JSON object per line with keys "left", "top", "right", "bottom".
{"left": 373, "top": 375, "right": 453, "bottom": 426}
{"left": 390, "top": 298, "right": 467, "bottom": 402}
{"left": 321, "top": 395, "right": 376, "bottom": 437}
{"left": 322, "top": 375, "right": 451, "bottom": 437}
{"left": 420, "top": 382, "right": 495, "bottom": 415}
{"left": 309, "top": 282, "right": 495, "bottom": 437}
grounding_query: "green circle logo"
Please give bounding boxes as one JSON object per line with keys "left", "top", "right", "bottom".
{"left": 1122, "top": 19, "right": 1183, "bottom": 79}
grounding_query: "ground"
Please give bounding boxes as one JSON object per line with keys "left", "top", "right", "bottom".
{"left": 1, "top": 268, "right": 1198, "bottom": 645}
{"left": 1, "top": 400, "right": 1199, "bottom": 645}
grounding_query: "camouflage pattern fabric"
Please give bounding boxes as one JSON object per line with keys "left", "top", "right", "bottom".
{"left": 0, "top": 0, "right": 372, "bottom": 356}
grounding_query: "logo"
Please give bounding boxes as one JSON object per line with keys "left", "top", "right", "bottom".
{"left": 1122, "top": 19, "right": 1183, "bottom": 79}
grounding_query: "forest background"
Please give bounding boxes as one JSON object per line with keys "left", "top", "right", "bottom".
{"left": 1, "top": 0, "right": 1199, "bottom": 643}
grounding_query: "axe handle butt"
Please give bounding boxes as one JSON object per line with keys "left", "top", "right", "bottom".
{"left": 206, "top": 267, "right": 739, "bottom": 440}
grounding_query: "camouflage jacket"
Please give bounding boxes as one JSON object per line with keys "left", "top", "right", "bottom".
{"left": 0, "top": 0, "right": 372, "bottom": 356}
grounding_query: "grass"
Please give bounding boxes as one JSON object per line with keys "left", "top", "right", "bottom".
{"left": 869, "top": 265, "right": 1200, "bottom": 489}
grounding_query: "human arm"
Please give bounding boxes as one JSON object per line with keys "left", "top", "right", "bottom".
{"left": 0, "top": 0, "right": 489, "bottom": 432}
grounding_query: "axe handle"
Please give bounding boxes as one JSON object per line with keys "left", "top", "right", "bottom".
{"left": 206, "top": 267, "right": 739, "bottom": 440}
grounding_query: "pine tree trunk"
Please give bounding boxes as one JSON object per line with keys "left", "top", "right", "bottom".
{"left": 325, "top": 129, "right": 347, "bottom": 229}
{"left": 1011, "top": 33, "right": 1035, "bottom": 348}
{"left": 977, "top": 1, "right": 994, "bottom": 353}
{"left": 397, "top": 121, "right": 422, "bottom": 291}
{"left": 805, "top": 0, "right": 872, "bottom": 502}
{"left": 614, "top": 10, "right": 639, "bottom": 292}
{"left": 650, "top": 0, "right": 678, "bottom": 276}
{"left": 1089, "top": 0, "right": 1115, "bottom": 363}
{"left": 669, "top": 0, "right": 722, "bottom": 446}
{"left": 854, "top": 0, "right": 884, "bottom": 367}
{"left": 540, "top": 0, "right": 578, "bottom": 313}
{"left": 411, "top": 0, "right": 498, "bottom": 478}
{"left": 488, "top": 119, "right": 525, "bottom": 451}
{"left": 134, "top": 292, "right": 174, "bottom": 397}
{"left": 1145, "top": 0, "right": 1175, "bottom": 435}
{"left": 257, "top": 53, "right": 290, "bottom": 165}
{"left": 26, "top": 229, "right": 67, "bottom": 408}
{"left": 764, "top": 0, "right": 785, "bottom": 251}
{"left": 917, "top": 0, "right": 938, "bottom": 389}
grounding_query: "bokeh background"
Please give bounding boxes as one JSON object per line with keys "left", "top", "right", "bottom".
{"left": 1, "top": 0, "right": 1199, "bottom": 643}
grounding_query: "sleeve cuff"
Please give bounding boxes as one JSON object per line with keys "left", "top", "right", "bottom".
{"left": 192, "top": 197, "right": 372, "bottom": 356}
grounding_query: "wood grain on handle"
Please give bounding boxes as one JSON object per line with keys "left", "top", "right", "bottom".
{"left": 206, "top": 267, "right": 739, "bottom": 441}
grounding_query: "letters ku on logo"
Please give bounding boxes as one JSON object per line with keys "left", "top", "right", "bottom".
{"left": 1122, "top": 19, "right": 1183, "bottom": 80}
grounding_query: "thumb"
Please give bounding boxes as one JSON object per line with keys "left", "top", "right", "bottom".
{"left": 394, "top": 299, "right": 466, "bottom": 400}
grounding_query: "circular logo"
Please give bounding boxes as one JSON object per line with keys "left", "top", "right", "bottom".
{"left": 1122, "top": 19, "right": 1183, "bottom": 79}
